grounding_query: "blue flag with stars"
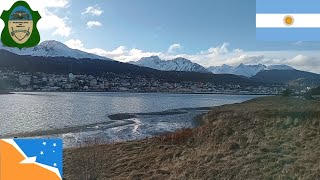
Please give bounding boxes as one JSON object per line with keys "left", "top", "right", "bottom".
{"left": 14, "top": 138, "right": 63, "bottom": 178}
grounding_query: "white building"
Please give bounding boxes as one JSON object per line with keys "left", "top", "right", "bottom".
{"left": 68, "top": 73, "right": 75, "bottom": 82}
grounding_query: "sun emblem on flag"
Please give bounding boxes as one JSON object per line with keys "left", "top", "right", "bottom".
{"left": 284, "top": 15, "right": 294, "bottom": 26}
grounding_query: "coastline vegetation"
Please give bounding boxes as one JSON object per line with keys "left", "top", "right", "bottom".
{"left": 64, "top": 96, "right": 320, "bottom": 179}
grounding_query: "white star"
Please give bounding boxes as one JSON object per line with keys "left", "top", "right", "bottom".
{"left": 40, "top": 151, "right": 44, "bottom": 155}
{"left": 42, "top": 142, "right": 46, "bottom": 146}
{"left": 53, "top": 143, "right": 57, "bottom": 147}
{"left": 53, "top": 163, "right": 57, "bottom": 167}
{"left": 53, "top": 150, "right": 55, "bottom": 153}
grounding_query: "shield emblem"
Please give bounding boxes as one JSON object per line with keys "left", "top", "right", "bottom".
{"left": 1, "top": 1, "right": 41, "bottom": 49}
{"left": 8, "top": 6, "right": 33, "bottom": 44}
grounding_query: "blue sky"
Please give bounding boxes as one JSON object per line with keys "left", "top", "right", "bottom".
{"left": 66, "top": 0, "right": 320, "bottom": 52}
{"left": 70, "top": 0, "right": 257, "bottom": 52}
{"left": 1, "top": 0, "right": 320, "bottom": 72}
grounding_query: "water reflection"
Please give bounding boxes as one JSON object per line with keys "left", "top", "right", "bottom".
{"left": 0, "top": 92, "right": 262, "bottom": 145}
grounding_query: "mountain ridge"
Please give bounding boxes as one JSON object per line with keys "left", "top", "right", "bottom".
{"left": 251, "top": 69, "right": 320, "bottom": 85}
{"left": 0, "top": 49, "right": 255, "bottom": 85}
{"left": 130, "top": 56, "right": 211, "bottom": 73}
{"left": 131, "top": 55, "right": 296, "bottom": 77}
{"left": 0, "top": 40, "right": 312, "bottom": 84}
{"left": 208, "top": 64, "right": 295, "bottom": 77}
{"left": 0, "top": 40, "right": 110, "bottom": 61}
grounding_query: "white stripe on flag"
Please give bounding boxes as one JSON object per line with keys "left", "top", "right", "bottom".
{"left": 256, "top": 14, "right": 320, "bottom": 28}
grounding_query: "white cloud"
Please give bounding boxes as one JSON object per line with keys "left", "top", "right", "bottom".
{"left": 87, "top": 47, "right": 160, "bottom": 62}
{"left": 65, "top": 39, "right": 320, "bottom": 73}
{"left": 168, "top": 43, "right": 182, "bottom": 53}
{"left": 200, "top": 42, "right": 229, "bottom": 55}
{"left": 86, "top": 21, "right": 102, "bottom": 29}
{"left": 82, "top": 5, "right": 103, "bottom": 16}
{"left": 38, "top": 9, "right": 71, "bottom": 37}
{"left": 65, "top": 39, "right": 160, "bottom": 62}
{"left": 65, "top": 39, "right": 84, "bottom": 49}
{"left": 281, "top": 54, "right": 320, "bottom": 73}
{"left": 0, "top": 0, "right": 72, "bottom": 37}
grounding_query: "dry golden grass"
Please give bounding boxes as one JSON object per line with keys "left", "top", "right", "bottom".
{"left": 64, "top": 96, "right": 320, "bottom": 180}
{"left": 157, "top": 128, "right": 194, "bottom": 144}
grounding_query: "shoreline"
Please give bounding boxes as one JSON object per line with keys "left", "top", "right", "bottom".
{"left": 8, "top": 90, "right": 275, "bottom": 96}
{"left": 0, "top": 91, "right": 14, "bottom": 95}
{"left": 108, "top": 107, "right": 211, "bottom": 120}
{"left": 0, "top": 120, "right": 136, "bottom": 139}
{"left": 0, "top": 107, "right": 211, "bottom": 142}
{"left": 64, "top": 96, "right": 320, "bottom": 179}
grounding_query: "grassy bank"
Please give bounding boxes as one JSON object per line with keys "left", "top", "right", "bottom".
{"left": 64, "top": 96, "right": 320, "bottom": 179}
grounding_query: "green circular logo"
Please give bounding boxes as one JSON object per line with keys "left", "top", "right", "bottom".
{"left": 1, "top": 1, "right": 41, "bottom": 49}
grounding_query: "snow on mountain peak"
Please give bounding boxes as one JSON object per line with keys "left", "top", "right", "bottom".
{"left": 36, "top": 40, "right": 68, "bottom": 49}
{"left": 233, "top": 64, "right": 267, "bottom": 77}
{"left": 207, "top": 64, "right": 233, "bottom": 75}
{"left": 130, "top": 56, "right": 210, "bottom": 73}
{"left": 133, "top": 57, "right": 295, "bottom": 76}
{"left": 0, "top": 40, "right": 109, "bottom": 60}
{"left": 172, "top": 57, "right": 194, "bottom": 64}
{"left": 140, "top": 56, "right": 162, "bottom": 62}
{"left": 40, "top": 40, "right": 65, "bottom": 46}
{"left": 174, "top": 57, "right": 189, "bottom": 61}
{"left": 207, "top": 64, "right": 295, "bottom": 77}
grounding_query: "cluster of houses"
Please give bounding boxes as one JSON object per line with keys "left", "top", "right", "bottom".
{"left": 0, "top": 70, "right": 289, "bottom": 94}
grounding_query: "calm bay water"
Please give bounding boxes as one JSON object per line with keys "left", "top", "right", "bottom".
{"left": 0, "top": 92, "right": 262, "bottom": 147}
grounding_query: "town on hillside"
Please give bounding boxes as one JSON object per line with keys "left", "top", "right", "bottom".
{"left": 0, "top": 69, "right": 312, "bottom": 95}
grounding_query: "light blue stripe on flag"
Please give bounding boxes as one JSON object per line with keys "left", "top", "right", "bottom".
{"left": 256, "top": 28, "right": 320, "bottom": 41}
{"left": 256, "top": 0, "right": 320, "bottom": 41}
{"left": 256, "top": 0, "right": 320, "bottom": 14}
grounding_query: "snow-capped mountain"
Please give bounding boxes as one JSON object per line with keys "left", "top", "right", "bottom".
{"left": 0, "top": 40, "right": 109, "bottom": 60}
{"left": 207, "top": 64, "right": 234, "bottom": 75}
{"left": 208, "top": 63, "right": 295, "bottom": 77}
{"left": 233, "top": 64, "right": 267, "bottom": 77}
{"left": 130, "top": 56, "right": 211, "bottom": 73}
{"left": 131, "top": 56, "right": 295, "bottom": 76}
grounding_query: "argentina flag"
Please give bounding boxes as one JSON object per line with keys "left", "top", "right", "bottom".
{"left": 256, "top": 0, "right": 320, "bottom": 41}
{"left": 0, "top": 138, "right": 63, "bottom": 180}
